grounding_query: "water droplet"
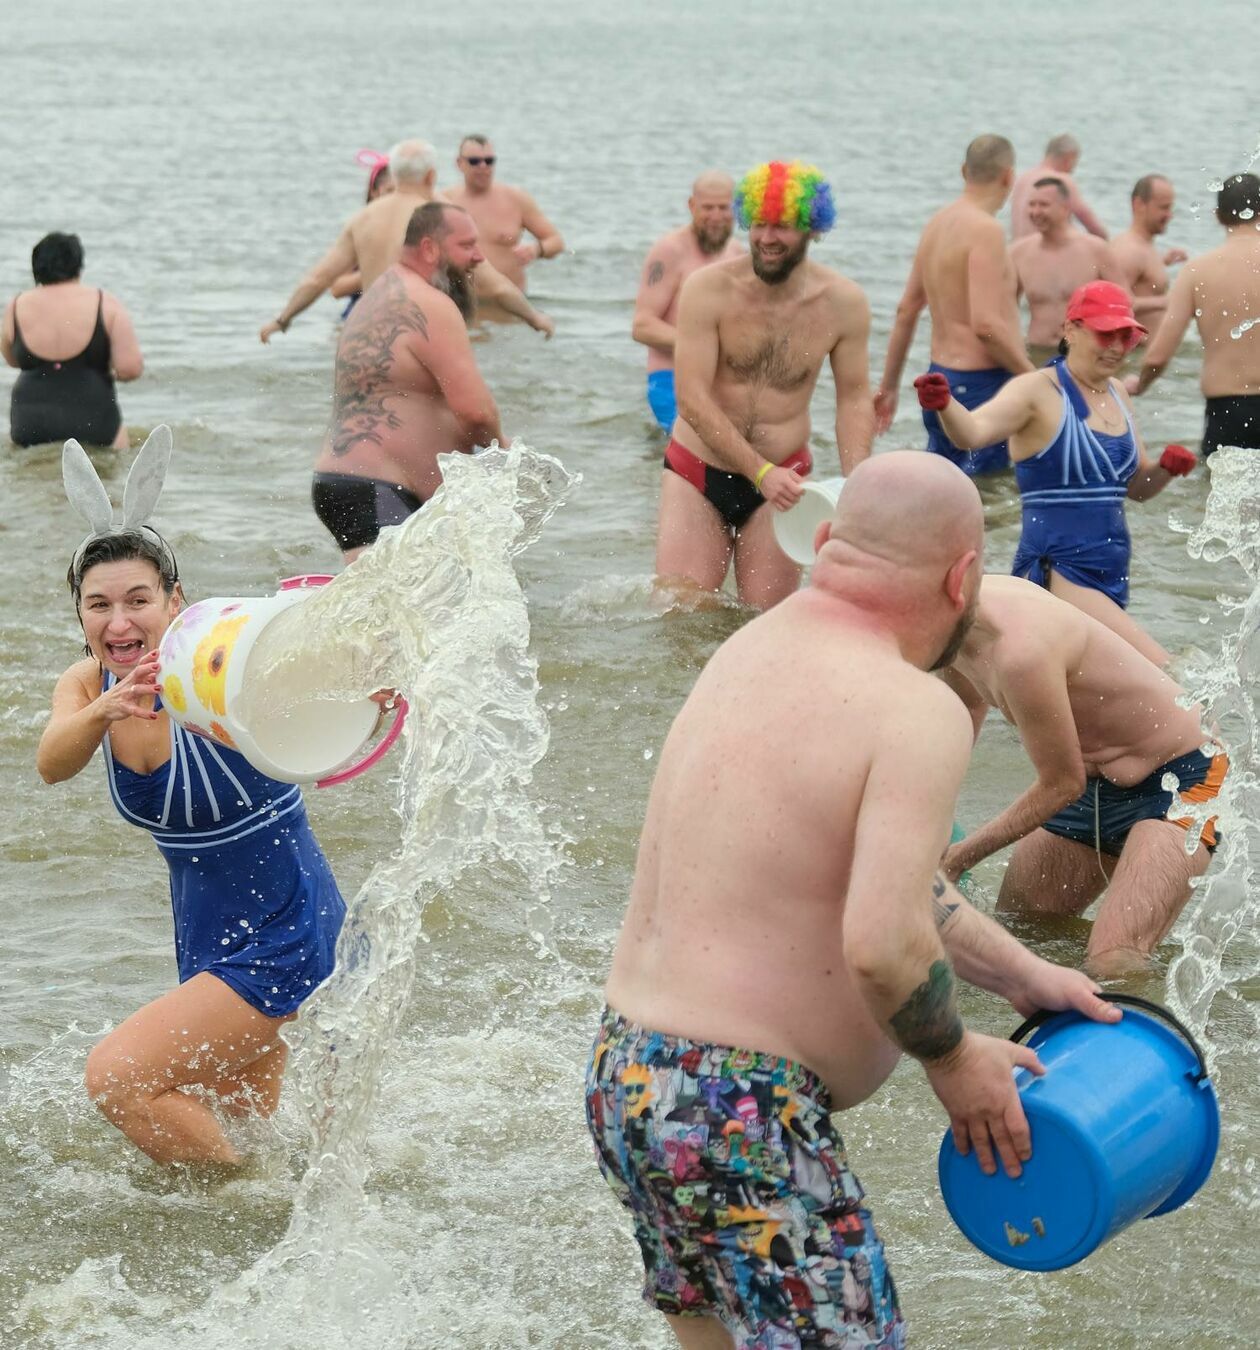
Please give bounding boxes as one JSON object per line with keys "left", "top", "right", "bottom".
{"left": 1230, "top": 317, "right": 1259, "bottom": 340}
{"left": 643, "top": 747, "right": 654, "bottom": 760}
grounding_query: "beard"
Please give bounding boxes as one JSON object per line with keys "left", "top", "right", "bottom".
{"left": 694, "top": 220, "right": 733, "bottom": 256}
{"left": 750, "top": 233, "right": 809, "bottom": 284}
{"left": 929, "top": 599, "right": 978, "bottom": 673}
{"left": 431, "top": 260, "right": 477, "bottom": 322}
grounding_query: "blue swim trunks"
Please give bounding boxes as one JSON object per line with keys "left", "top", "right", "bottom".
{"left": 1042, "top": 750, "right": 1227, "bottom": 857}
{"left": 647, "top": 370, "right": 677, "bottom": 434}
{"left": 922, "top": 363, "right": 1011, "bottom": 476}
{"left": 585, "top": 1007, "right": 905, "bottom": 1348}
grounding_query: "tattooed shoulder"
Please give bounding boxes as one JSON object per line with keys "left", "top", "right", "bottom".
{"left": 646, "top": 260, "right": 666, "bottom": 286}
{"left": 329, "top": 272, "right": 430, "bottom": 458}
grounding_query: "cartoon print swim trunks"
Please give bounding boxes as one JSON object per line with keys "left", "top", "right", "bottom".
{"left": 584, "top": 1006, "right": 906, "bottom": 1348}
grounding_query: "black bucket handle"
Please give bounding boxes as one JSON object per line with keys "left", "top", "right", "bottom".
{"left": 1010, "top": 993, "right": 1210, "bottom": 1085}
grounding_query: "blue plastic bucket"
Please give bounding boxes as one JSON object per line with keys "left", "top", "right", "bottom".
{"left": 937, "top": 995, "right": 1219, "bottom": 1270}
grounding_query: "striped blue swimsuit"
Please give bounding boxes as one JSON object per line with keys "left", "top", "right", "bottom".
{"left": 101, "top": 674, "right": 345, "bottom": 1016}
{"left": 1010, "top": 360, "right": 1138, "bottom": 609}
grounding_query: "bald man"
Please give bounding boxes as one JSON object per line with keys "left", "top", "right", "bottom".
{"left": 586, "top": 453, "right": 1117, "bottom": 1350}
{"left": 632, "top": 171, "right": 743, "bottom": 433}
{"left": 876, "top": 135, "right": 1034, "bottom": 475}
{"left": 260, "top": 139, "right": 554, "bottom": 342}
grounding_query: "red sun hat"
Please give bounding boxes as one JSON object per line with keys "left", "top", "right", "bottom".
{"left": 1065, "top": 281, "right": 1148, "bottom": 341}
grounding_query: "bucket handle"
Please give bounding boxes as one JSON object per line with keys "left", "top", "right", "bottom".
{"left": 275, "top": 574, "right": 408, "bottom": 789}
{"left": 1010, "top": 994, "right": 1210, "bottom": 1085}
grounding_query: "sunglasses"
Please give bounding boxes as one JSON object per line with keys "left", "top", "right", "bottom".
{"left": 463, "top": 156, "right": 496, "bottom": 167}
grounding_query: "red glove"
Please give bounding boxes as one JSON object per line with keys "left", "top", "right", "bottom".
{"left": 914, "top": 373, "right": 951, "bottom": 411}
{"left": 1159, "top": 444, "right": 1196, "bottom": 476}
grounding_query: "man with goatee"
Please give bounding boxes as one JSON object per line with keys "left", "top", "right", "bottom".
{"left": 657, "top": 160, "right": 874, "bottom": 610}
{"left": 632, "top": 170, "right": 743, "bottom": 434}
{"left": 311, "top": 202, "right": 503, "bottom": 561}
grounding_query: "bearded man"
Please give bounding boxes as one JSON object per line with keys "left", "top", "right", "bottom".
{"left": 656, "top": 160, "right": 874, "bottom": 610}
{"left": 310, "top": 202, "right": 503, "bottom": 561}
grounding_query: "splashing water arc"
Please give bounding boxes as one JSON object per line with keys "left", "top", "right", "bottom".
{"left": 152, "top": 443, "right": 575, "bottom": 1347}
{"left": 1167, "top": 446, "right": 1260, "bottom": 1064}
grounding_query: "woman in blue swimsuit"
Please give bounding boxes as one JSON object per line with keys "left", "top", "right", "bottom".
{"left": 913, "top": 281, "right": 1196, "bottom": 668}
{"left": 36, "top": 530, "right": 345, "bottom": 1166}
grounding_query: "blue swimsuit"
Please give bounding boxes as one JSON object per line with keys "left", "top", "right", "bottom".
{"left": 1010, "top": 361, "right": 1138, "bottom": 609}
{"left": 101, "top": 674, "right": 345, "bottom": 1016}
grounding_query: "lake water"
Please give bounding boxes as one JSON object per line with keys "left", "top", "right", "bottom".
{"left": 3, "top": 1, "right": 1259, "bottom": 1345}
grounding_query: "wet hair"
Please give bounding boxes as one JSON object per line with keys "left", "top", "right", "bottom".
{"left": 1044, "top": 133, "right": 1079, "bottom": 161}
{"left": 1217, "top": 173, "right": 1260, "bottom": 225}
{"left": 1057, "top": 337, "right": 1069, "bottom": 357}
{"left": 32, "top": 232, "right": 84, "bottom": 285}
{"left": 1033, "top": 176, "right": 1070, "bottom": 199}
{"left": 460, "top": 134, "right": 490, "bottom": 154}
{"left": 404, "top": 201, "right": 466, "bottom": 247}
{"left": 963, "top": 135, "right": 1014, "bottom": 185}
{"left": 69, "top": 530, "right": 179, "bottom": 610}
{"left": 1132, "top": 174, "right": 1170, "bottom": 203}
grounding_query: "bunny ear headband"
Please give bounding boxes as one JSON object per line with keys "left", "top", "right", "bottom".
{"left": 63, "top": 424, "right": 178, "bottom": 582}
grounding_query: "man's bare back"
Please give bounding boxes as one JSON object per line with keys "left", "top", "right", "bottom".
{"left": 347, "top": 192, "right": 433, "bottom": 294}
{"left": 951, "top": 576, "right": 1204, "bottom": 785}
{"left": 313, "top": 265, "right": 473, "bottom": 502}
{"left": 919, "top": 200, "right": 1025, "bottom": 369}
{"left": 1011, "top": 229, "right": 1121, "bottom": 346}
{"left": 673, "top": 255, "right": 868, "bottom": 463}
{"left": 606, "top": 589, "right": 956, "bottom": 1104}
{"left": 1162, "top": 237, "right": 1260, "bottom": 397}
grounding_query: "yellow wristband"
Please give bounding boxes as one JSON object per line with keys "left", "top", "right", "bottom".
{"left": 753, "top": 460, "right": 773, "bottom": 491}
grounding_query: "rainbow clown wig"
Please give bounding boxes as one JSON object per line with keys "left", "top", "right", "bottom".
{"left": 735, "top": 161, "right": 837, "bottom": 234}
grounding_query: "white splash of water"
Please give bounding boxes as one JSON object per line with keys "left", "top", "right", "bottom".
{"left": 1166, "top": 447, "right": 1260, "bottom": 1063}
{"left": 100, "top": 442, "right": 580, "bottom": 1349}
{"left": 1230, "top": 317, "right": 1259, "bottom": 340}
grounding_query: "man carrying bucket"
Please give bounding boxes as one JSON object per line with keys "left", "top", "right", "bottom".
{"left": 656, "top": 160, "right": 874, "bottom": 611}
{"left": 942, "top": 575, "right": 1227, "bottom": 978}
{"left": 587, "top": 453, "right": 1119, "bottom": 1349}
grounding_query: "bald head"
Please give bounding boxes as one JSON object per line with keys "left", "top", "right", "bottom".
{"left": 827, "top": 452, "right": 983, "bottom": 567}
{"left": 689, "top": 170, "right": 735, "bottom": 253}
{"left": 692, "top": 169, "right": 734, "bottom": 197}
{"left": 812, "top": 453, "right": 983, "bottom": 669}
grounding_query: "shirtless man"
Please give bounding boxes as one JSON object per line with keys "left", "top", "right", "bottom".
{"left": 443, "top": 135, "right": 564, "bottom": 292}
{"left": 1109, "top": 175, "right": 1188, "bottom": 335}
{"left": 587, "top": 454, "right": 1117, "bottom": 1350}
{"left": 1128, "top": 173, "right": 1260, "bottom": 455}
{"left": 942, "top": 575, "right": 1226, "bottom": 977}
{"left": 1011, "top": 179, "right": 1126, "bottom": 366}
{"left": 260, "top": 140, "right": 553, "bottom": 342}
{"left": 311, "top": 203, "right": 502, "bottom": 561}
{"left": 658, "top": 161, "right": 873, "bottom": 610}
{"left": 876, "top": 135, "right": 1033, "bottom": 475}
{"left": 631, "top": 171, "right": 742, "bottom": 434}
{"left": 1009, "top": 134, "right": 1108, "bottom": 241}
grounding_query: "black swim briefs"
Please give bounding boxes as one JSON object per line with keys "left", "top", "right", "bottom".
{"left": 311, "top": 472, "right": 425, "bottom": 553}
{"left": 1203, "top": 395, "right": 1260, "bottom": 457}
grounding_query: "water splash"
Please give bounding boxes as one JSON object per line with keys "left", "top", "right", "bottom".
{"left": 1230, "top": 317, "right": 1259, "bottom": 340}
{"left": 1166, "top": 447, "right": 1260, "bottom": 1064}
{"left": 100, "top": 442, "right": 579, "bottom": 1348}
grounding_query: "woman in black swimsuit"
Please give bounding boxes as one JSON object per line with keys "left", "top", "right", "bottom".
{"left": 2, "top": 233, "right": 144, "bottom": 448}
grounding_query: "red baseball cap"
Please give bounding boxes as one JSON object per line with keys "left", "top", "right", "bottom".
{"left": 1065, "top": 281, "right": 1148, "bottom": 341}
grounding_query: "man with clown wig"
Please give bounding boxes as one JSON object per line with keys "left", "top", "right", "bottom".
{"left": 656, "top": 160, "right": 874, "bottom": 609}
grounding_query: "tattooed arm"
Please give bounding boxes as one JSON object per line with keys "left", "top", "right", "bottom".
{"left": 932, "top": 872, "right": 1118, "bottom": 1023}
{"left": 631, "top": 240, "right": 680, "bottom": 353}
{"left": 845, "top": 684, "right": 1046, "bottom": 1177}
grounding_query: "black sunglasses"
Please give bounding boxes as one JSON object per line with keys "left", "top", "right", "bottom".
{"left": 463, "top": 155, "right": 496, "bottom": 167}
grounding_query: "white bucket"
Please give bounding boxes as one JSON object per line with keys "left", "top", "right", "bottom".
{"left": 773, "top": 475, "right": 846, "bottom": 565}
{"left": 155, "top": 574, "right": 405, "bottom": 786}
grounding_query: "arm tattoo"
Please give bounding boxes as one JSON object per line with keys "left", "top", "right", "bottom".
{"left": 646, "top": 260, "right": 665, "bottom": 286}
{"left": 932, "top": 871, "right": 961, "bottom": 931}
{"left": 889, "top": 959, "right": 964, "bottom": 1061}
{"left": 330, "top": 271, "right": 429, "bottom": 458}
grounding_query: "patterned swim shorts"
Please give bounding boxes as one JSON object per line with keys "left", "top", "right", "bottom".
{"left": 584, "top": 1007, "right": 906, "bottom": 1349}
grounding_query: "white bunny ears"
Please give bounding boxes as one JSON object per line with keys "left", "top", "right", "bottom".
{"left": 63, "top": 425, "right": 177, "bottom": 581}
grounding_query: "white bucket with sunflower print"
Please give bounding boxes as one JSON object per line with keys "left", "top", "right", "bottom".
{"left": 155, "top": 574, "right": 405, "bottom": 786}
